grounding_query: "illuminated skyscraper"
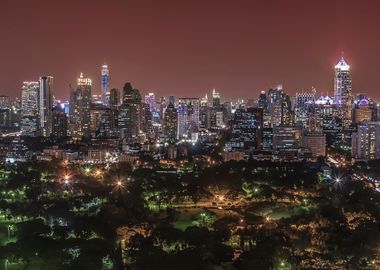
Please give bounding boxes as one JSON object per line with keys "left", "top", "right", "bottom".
{"left": 334, "top": 57, "right": 352, "bottom": 129}
{"left": 144, "top": 93, "right": 156, "bottom": 113}
{"left": 212, "top": 88, "right": 220, "bottom": 107}
{"left": 69, "top": 73, "right": 92, "bottom": 139}
{"left": 177, "top": 98, "right": 200, "bottom": 141}
{"left": 101, "top": 64, "right": 110, "bottom": 106}
{"left": 39, "top": 76, "right": 53, "bottom": 137}
{"left": 352, "top": 122, "right": 380, "bottom": 160}
{"left": 21, "top": 81, "right": 40, "bottom": 136}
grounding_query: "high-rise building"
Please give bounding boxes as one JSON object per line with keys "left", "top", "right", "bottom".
{"left": 119, "top": 83, "right": 142, "bottom": 142}
{"left": 144, "top": 93, "right": 156, "bottom": 113}
{"left": 295, "top": 89, "right": 316, "bottom": 128}
{"left": 69, "top": 73, "right": 92, "bottom": 139}
{"left": 334, "top": 57, "right": 352, "bottom": 129}
{"left": 225, "top": 107, "right": 263, "bottom": 151}
{"left": 21, "top": 81, "right": 40, "bottom": 136}
{"left": 109, "top": 88, "right": 120, "bottom": 108}
{"left": 141, "top": 103, "right": 153, "bottom": 138}
{"left": 101, "top": 64, "right": 110, "bottom": 106}
{"left": 164, "top": 101, "right": 178, "bottom": 142}
{"left": 39, "top": 76, "right": 53, "bottom": 137}
{"left": 212, "top": 88, "right": 221, "bottom": 107}
{"left": 302, "top": 132, "right": 326, "bottom": 157}
{"left": 90, "top": 103, "right": 117, "bottom": 138}
{"left": 177, "top": 98, "right": 200, "bottom": 141}
{"left": 52, "top": 105, "right": 68, "bottom": 139}
{"left": 353, "top": 97, "right": 373, "bottom": 123}
{"left": 0, "top": 96, "right": 10, "bottom": 109}
{"left": 351, "top": 122, "right": 380, "bottom": 160}
{"left": 273, "top": 125, "right": 302, "bottom": 151}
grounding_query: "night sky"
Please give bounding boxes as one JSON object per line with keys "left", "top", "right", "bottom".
{"left": 1, "top": 0, "right": 380, "bottom": 100}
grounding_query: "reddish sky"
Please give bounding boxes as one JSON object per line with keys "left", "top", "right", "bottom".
{"left": 1, "top": 0, "right": 380, "bottom": 100}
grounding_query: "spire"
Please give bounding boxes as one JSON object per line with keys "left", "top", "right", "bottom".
{"left": 335, "top": 54, "right": 350, "bottom": 71}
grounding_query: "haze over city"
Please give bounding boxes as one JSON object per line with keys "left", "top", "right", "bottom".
{"left": 2, "top": 1, "right": 380, "bottom": 270}
{"left": 2, "top": 0, "right": 380, "bottom": 99}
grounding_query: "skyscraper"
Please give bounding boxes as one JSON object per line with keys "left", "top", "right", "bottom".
{"left": 144, "top": 93, "right": 157, "bottom": 113}
{"left": 164, "top": 101, "right": 178, "bottom": 142}
{"left": 225, "top": 107, "right": 263, "bottom": 151}
{"left": 69, "top": 73, "right": 92, "bottom": 139}
{"left": 21, "top": 81, "right": 40, "bottom": 136}
{"left": 109, "top": 88, "right": 120, "bottom": 108}
{"left": 119, "top": 83, "right": 142, "bottom": 142}
{"left": 334, "top": 57, "right": 352, "bottom": 129}
{"left": 52, "top": 105, "right": 68, "bottom": 139}
{"left": 101, "top": 64, "right": 110, "bottom": 106}
{"left": 351, "top": 122, "right": 380, "bottom": 160}
{"left": 177, "top": 98, "right": 200, "bottom": 141}
{"left": 39, "top": 76, "right": 53, "bottom": 137}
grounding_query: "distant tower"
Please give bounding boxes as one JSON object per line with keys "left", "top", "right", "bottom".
{"left": 164, "top": 101, "right": 178, "bottom": 143}
{"left": 39, "top": 76, "right": 53, "bottom": 137}
{"left": 109, "top": 88, "right": 120, "bottom": 108}
{"left": 118, "top": 83, "right": 142, "bottom": 141}
{"left": 101, "top": 64, "right": 110, "bottom": 106}
{"left": 70, "top": 73, "right": 92, "bottom": 139}
{"left": 334, "top": 57, "right": 351, "bottom": 105}
{"left": 21, "top": 81, "right": 40, "bottom": 136}
{"left": 334, "top": 56, "right": 352, "bottom": 128}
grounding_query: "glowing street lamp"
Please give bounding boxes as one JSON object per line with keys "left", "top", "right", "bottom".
{"left": 95, "top": 169, "right": 102, "bottom": 177}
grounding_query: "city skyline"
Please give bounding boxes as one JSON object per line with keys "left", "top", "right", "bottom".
{"left": 2, "top": 0, "right": 380, "bottom": 100}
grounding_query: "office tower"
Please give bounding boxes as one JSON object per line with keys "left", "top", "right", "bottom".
{"left": 90, "top": 103, "right": 117, "bottom": 138}
{"left": 168, "top": 96, "right": 175, "bottom": 105}
{"left": 0, "top": 96, "right": 10, "bottom": 109}
{"left": 295, "top": 89, "right": 316, "bottom": 128}
{"left": 200, "top": 101, "right": 212, "bottom": 129}
{"left": 262, "top": 127, "right": 273, "bottom": 151}
{"left": 144, "top": 93, "right": 156, "bottom": 113}
{"left": 201, "top": 94, "right": 209, "bottom": 107}
{"left": 334, "top": 57, "right": 353, "bottom": 129}
{"left": 52, "top": 105, "right": 68, "bottom": 139}
{"left": 69, "top": 73, "right": 92, "bottom": 139}
{"left": 273, "top": 125, "right": 302, "bottom": 151}
{"left": 353, "top": 97, "right": 373, "bottom": 123}
{"left": 159, "top": 96, "right": 167, "bottom": 125}
{"left": 212, "top": 88, "right": 221, "bottom": 107}
{"left": 258, "top": 91, "right": 268, "bottom": 110}
{"left": 21, "top": 81, "right": 40, "bottom": 136}
{"left": 141, "top": 103, "right": 153, "bottom": 138}
{"left": 177, "top": 98, "right": 200, "bottom": 141}
{"left": 164, "top": 101, "right": 178, "bottom": 142}
{"left": 302, "top": 132, "right": 326, "bottom": 157}
{"left": 119, "top": 83, "right": 142, "bottom": 142}
{"left": 39, "top": 76, "right": 53, "bottom": 137}
{"left": 225, "top": 107, "right": 263, "bottom": 151}
{"left": 109, "top": 88, "right": 120, "bottom": 108}
{"left": 101, "top": 64, "right": 110, "bottom": 105}
{"left": 351, "top": 122, "right": 380, "bottom": 160}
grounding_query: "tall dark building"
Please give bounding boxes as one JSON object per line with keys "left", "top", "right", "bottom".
{"left": 109, "top": 88, "right": 119, "bottom": 108}
{"left": 164, "top": 101, "right": 178, "bottom": 142}
{"left": 52, "top": 106, "right": 67, "bottom": 139}
{"left": 39, "top": 76, "right": 53, "bottom": 137}
{"left": 225, "top": 107, "right": 263, "bottom": 151}
{"left": 90, "top": 104, "right": 117, "bottom": 138}
{"left": 69, "top": 73, "right": 92, "bottom": 139}
{"left": 119, "top": 83, "right": 141, "bottom": 142}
